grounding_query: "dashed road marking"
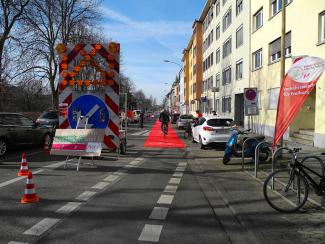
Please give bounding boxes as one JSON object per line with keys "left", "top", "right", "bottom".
{"left": 23, "top": 218, "right": 60, "bottom": 236}
{"left": 56, "top": 202, "right": 82, "bottom": 215}
{"left": 131, "top": 130, "right": 149, "bottom": 136}
{"left": 176, "top": 166, "right": 186, "bottom": 172}
{"left": 173, "top": 172, "right": 183, "bottom": 178}
{"left": 8, "top": 242, "right": 29, "bottom": 244}
{"left": 149, "top": 207, "right": 169, "bottom": 220}
{"left": 169, "top": 177, "right": 181, "bottom": 185}
{"left": 104, "top": 174, "right": 119, "bottom": 182}
{"left": 164, "top": 185, "right": 178, "bottom": 193}
{"left": 75, "top": 191, "right": 97, "bottom": 201}
{"left": 178, "top": 162, "right": 187, "bottom": 167}
{"left": 157, "top": 194, "right": 174, "bottom": 205}
{"left": 138, "top": 224, "right": 163, "bottom": 242}
{"left": 91, "top": 181, "right": 111, "bottom": 190}
{"left": 125, "top": 164, "right": 136, "bottom": 168}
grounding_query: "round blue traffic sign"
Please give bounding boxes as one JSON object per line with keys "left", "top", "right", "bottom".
{"left": 68, "top": 95, "right": 109, "bottom": 129}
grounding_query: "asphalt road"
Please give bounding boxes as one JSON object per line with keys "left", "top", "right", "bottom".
{"left": 1, "top": 119, "right": 325, "bottom": 244}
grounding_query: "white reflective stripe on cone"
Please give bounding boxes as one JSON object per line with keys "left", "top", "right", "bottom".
{"left": 25, "top": 189, "right": 35, "bottom": 194}
{"left": 26, "top": 179, "right": 33, "bottom": 184}
{"left": 21, "top": 166, "right": 28, "bottom": 170}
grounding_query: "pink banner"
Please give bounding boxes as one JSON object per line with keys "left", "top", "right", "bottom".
{"left": 51, "top": 143, "right": 86, "bottom": 151}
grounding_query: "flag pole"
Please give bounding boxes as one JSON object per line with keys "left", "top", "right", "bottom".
{"left": 279, "top": 0, "right": 286, "bottom": 147}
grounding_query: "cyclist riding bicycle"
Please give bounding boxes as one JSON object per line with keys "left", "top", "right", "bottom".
{"left": 159, "top": 109, "right": 170, "bottom": 134}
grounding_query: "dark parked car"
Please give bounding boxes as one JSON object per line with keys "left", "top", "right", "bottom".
{"left": 36, "top": 110, "right": 59, "bottom": 128}
{"left": 0, "top": 113, "right": 54, "bottom": 156}
{"left": 171, "top": 113, "right": 180, "bottom": 124}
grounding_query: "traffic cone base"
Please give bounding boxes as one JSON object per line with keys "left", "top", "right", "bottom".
{"left": 21, "top": 194, "right": 39, "bottom": 204}
{"left": 18, "top": 169, "right": 29, "bottom": 176}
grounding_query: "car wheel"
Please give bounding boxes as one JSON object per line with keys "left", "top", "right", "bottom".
{"left": 199, "top": 136, "right": 206, "bottom": 149}
{"left": 0, "top": 138, "right": 7, "bottom": 157}
{"left": 192, "top": 136, "right": 196, "bottom": 143}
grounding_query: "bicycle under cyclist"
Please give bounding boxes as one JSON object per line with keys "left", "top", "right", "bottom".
{"left": 159, "top": 109, "right": 170, "bottom": 134}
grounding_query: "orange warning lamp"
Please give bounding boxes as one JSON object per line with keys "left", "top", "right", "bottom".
{"left": 108, "top": 71, "right": 115, "bottom": 78}
{"left": 69, "top": 80, "right": 75, "bottom": 86}
{"left": 61, "top": 63, "right": 68, "bottom": 70}
{"left": 107, "top": 79, "right": 114, "bottom": 86}
{"left": 77, "top": 80, "right": 83, "bottom": 86}
{"left": 94, "top": 44, "right": 102, "bottom": 50}
{"left": 61, "top": 71, "right": 68, "bottom": 78}
{"left": 90, "top": 49, "right": 97, "bottom": 56}
{"left": 108, "top": 43, "right": 119, "bottom": 54}
{"left": 80, "top": 49, "right": 86, "bottom": 56}
{"left": 61, "top": 80, "right": 68, "bottom": 86}
{"left": 69, "top": 71, "right": 76, "bottom": 78}
{"left": 74, "top": 66, "right": 81, "bottom": 72}
{"left": 61, "top": 54, "right": 68, "bottom": 62}
{"left": 56, "top": 43, "right": 66, "bottom": 53}
{"left": 85, "top": 80, "right": 91, "bottom": 87}
{"left": 80, "top": 60, "right": 86, "bottom": 67}
{"left": 85, "top": 55, "right": 91, "bottom": 61}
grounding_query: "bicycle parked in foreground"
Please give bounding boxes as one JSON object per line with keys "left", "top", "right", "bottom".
{"left": 263, "top": 147, "right": 325, "bottom": 213}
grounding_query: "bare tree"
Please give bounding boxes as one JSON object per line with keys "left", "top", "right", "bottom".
{"left": 21, "top": 0, "right": 100, "bottom": 109}
{"left": 0, "top": 0, "right": 30, "bottom": 110}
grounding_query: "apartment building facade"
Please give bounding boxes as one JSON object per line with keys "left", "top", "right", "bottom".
{"left": 250, "top": 0, "right": 325, "bottom": 147}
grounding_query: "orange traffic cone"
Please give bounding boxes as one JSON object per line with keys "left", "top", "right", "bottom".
{"left": 18, "top": 152, "right": 29, "bottom": 176}
{"left": 21, "top": 172, "right": 39, "bottom": 204}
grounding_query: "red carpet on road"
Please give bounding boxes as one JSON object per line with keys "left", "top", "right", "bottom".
{"left": 144, "top": 120, "right": 185, "bottom": 148}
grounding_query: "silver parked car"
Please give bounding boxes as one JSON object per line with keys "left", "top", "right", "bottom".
{"left": 36, "top": 110, "right": 59, "bottom": 128}
{"left": 177, "top": 114, "right": 194, "bottom": 129}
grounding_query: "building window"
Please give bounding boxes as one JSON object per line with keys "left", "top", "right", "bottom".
{"left": 216, "top": 1, "right": 220, "bottom": 17}
{"left": 268, "top": 88, "right": 280, "bottom": 109}
{"left": 236, "top": 0, "right": 243, "bottom": 15}
{"left": 222, "top": 66, "right": 232, "bottom": 85}
{"left": 253, "top": 8, "right": 263, "bottom": 31}
{"left": 270, "top": 0, "right": 292, "bottom": 18}
{"left": 320, "top": 11, "right": 325, "bottom": 43}
{"left": 216, "top": 24, "right": 220, "bottom": 40}
{"left": 223, "top": 8, "right": 232, "bottom": 32}
{"left": 223, "top": 37, "right": 232, "bottom": 58}
{"left": 193, "top": 64, "right": 197, "bottom": 75}
{"left": 269, "top": 32, "right": 291, "bottom": 63}
{"left": 216, "top": 73, "right": 220, "bottom": 88}
{"left": 236, "top": 60, "right": 243, "bottom": 80}
{"left": 236, "top": 25, "right": 243, "bottom": 48}
{"left": 222, "top": 96, "right": 231, "bottom": 113}
{"left": 216, "top": 48, "right": 220, "bottom": 64}
{"left": 252, "top": 49, "right": 262, "bottom": 70}
{"left": 193, "top": 46, "right": 196, "bottom": 58}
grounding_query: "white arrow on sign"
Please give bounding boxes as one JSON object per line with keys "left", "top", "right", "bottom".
{"left": 79, "top": 104, "right": 100, "bottom": 128}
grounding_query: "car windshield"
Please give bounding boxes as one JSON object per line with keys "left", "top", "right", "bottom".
{"left": 207, "top": 118, "right": 233, "bottom": 127}
{"left": 135, "top": 111, "right": 141, "bottom": 115}
{"left": 180, "top": 115, "right": 193, "bottom": 119}
{"left": 40, "top": 111, "right": 58, "bottom": 119}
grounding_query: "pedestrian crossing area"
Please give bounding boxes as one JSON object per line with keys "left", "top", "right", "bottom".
{"left": 131, "top": 130, "right": 150, "bottom": 136}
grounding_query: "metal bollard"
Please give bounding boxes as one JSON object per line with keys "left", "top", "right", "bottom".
{"left": 254, "top": 141, "right": 271, "bottom": 178}
{"left": 242, "top": 138, "right": 259, "bottom": 170}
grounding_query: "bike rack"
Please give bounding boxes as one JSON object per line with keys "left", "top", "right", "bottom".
{"left": 241, "top": 137, "right": 259, "bottom": 170}
{"left": 270, "top": 147, "right": 288, "bottom": 189}
{"left": 254, "top": 141, "right": 272, "bottom": 178}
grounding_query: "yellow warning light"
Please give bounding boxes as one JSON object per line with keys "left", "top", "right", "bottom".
{"left": 61, "top": 63, "right": 68, "bottom": 70}
{"left": 69, "top": 72, "right": 76, "bottom": 77}
{"left": 108, "top": 43, "right": 119, "bottom": 54}
{"left": 56, "top": 43, "right": 66, "bottom": 54}
{"left": 77, "top": 80, "right": 83, "bottom": 86}
{"left": 85, "top": 55, "right": 91, "bottom": 61}
{"left": 61, "top": 71, "right": 69, "bottom": 78}
{"left": 90, "top": 49, "right": 97, "bottom": 56}
{"left": 61, "top": 80, "right": 68, "bottom": 86}
{"left": 69, "top": 80, "right": 75, "bottom": 86}
{"left": 61, "top": 54, "right": 68, "bottom": 62}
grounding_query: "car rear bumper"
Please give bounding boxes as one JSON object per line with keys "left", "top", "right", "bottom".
{"left": 200, "top": 133, "right": 231, "bottom": 145}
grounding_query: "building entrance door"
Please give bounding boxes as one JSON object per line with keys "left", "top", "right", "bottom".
{"left": 235, "top": 93, "right": 244, "bottom": 126}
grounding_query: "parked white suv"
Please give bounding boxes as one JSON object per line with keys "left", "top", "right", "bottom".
{"left": 192, "top": 116, "right": 234, "bottom": 149}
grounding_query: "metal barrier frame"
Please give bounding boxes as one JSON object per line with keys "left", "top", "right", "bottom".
{"left": 241, "top": 137, "right": 259, "bottom": 170}
{"left": 254, "top": 141, "right": 272, "bottom": 178}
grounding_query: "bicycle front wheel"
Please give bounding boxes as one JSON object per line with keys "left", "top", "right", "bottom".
{"left": 263, "top": 169, "right": 309, "bottom": 213}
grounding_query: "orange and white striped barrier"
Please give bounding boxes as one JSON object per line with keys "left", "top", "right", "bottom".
{"left": 21, "top": 172, "right": 39, "bottom": 204}
{"left": 18, "top": 152, "right": 29, "bottom": 176}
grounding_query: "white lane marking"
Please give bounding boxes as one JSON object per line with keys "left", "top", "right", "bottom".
{"left": 164, "top": 185, "right": 178, "bottom": 193}
{"left": 0, "top": 161, "right": 66, "bottom": 189}
{"left": 8, "top": 242, "right": 29, "bottom": 244}
{"left": 136, "top": 157, "right": 144, "bottom": 161}
{"left": 114, "top": 171, "right": 126, "bottom": 176}
{"left": 56, "top": 202, "right": 82, "bottom": 214}
{"left": 23, "top": 218, "right": 60, "bottom": 236}
{"left": 125, "top": 164, "right": 136, "bottom": 168}
{"left": 157, "top": 194, "right": 174, "bottom": 205}
{"left": 169, "top": 178, "right": 181, "bottom": 185}
{"left": 176, "top": 166, "right": 186, "bottom": 172}
{"left": 104, "top": 174, "right": 119, "bottom": 182}
{"left": 75, "top": 191, "right": 97, "bottom": 201}
{"left": 178, "top": 162, "right": 187, "bottom": 167}
{"left": 91, "top": 181, "right": 110, "bottom": 189}
{"left": 138, "top": 224, "right": 163, "bottom": 242}
{"left": 142, "top": 131, "right": 150, "bottom": 136}
{"left": 130, "top": 161, "right": 140, "bottom": 165}
{"left": 149, "top": 207, "right": 169, "bottom": 220}
{"left": 131, "top": 130, "right": 148, "bottom": 136}
{"left": 173, "top": 172, "right": 183, "bottom": 178}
